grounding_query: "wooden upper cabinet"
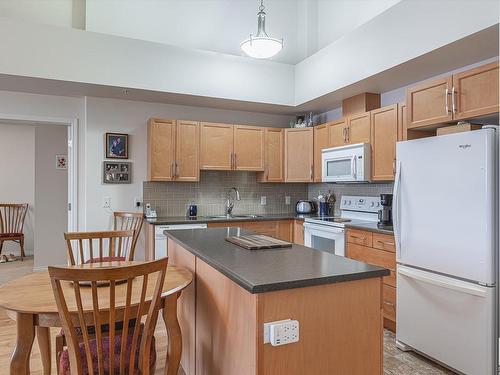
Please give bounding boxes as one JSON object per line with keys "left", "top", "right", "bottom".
{"left": 328, "top": 120, "right": 347, "bottom": 147}
{"left": 285, "top": 128, "right": 313, "bottom": 182}
{"left": 233, "top": 125, "right": 265, "bottom": 171}
{"left": 176, "top": 120, "right": 200, "bottom": 181}
{"left": 258, "top": 128, "right": 284, "bottom": 182}
{"left": 313, "top": 124, "right": 330, "bottom": 182}
{"left": 200, "top": 122, "right": 234, "bottom": 170}
{"left": 371, "top": 105, "right": 398, "bottom": 181}
{"left": 453, "top": 61, "right": 499, "bottom": 120}
{"left": 407, "top": 76, "right": 453, "bottom": 128}
{"left": 347, "top": 112, "right": 371, "bottom": 144}
{"left": 147, "top": 119, "right": 176, "bottom": 181}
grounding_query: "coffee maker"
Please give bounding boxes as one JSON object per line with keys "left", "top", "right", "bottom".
{"left": 377, "top": 194, "right": 393, "bottom": 229}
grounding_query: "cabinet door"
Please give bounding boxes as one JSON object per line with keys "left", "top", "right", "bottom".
{"left": 258, "top": 128, "right": 284, "bottom": 182}
{"left": 233, "top": 125, "right": 265, "bottom": 171}
{"left": 313, "top": 124, "right": 330, "bottom": 182}
{"left": 293, "top": 220, "right": 304, "bottom": 245}
{"left": 176, "top": 120, "right": 200, "bottom": 181}
{"left": 285, "top": 128, "right": 314, "bottom": 182}
{"left": 453, "top": 61, "right": 499, "bottom": 120}
{"left": 147, "top": 119, "right": 176, "bottom": 181}
{"left": 200, "top": 122, "right": 234, "bottom": 170}
{"left": 406, "top": 76, "right": 453, "bottom": 128}
{"left": 328, "top": 120, "right": 346, "bottom": 147}
{"left": 347, "top": 112, "right": 371, "bottom": 144}
{"left": 371, "top": 105, "right": 398, "bottom": 181}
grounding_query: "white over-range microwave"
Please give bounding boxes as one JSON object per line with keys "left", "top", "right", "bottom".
{"left": 322, "top": 143, "right": 371, "bottom": 183}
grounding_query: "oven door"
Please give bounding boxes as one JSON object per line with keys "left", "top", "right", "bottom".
{"left": 322, "top": 155, "right": 357, "bottom": 182}
{"left": 303, "top": 222, "right": 345, "bottom": 256}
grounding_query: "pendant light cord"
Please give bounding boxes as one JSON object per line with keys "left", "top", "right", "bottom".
{"left": 259, "top": 0, "right": 265, "bottom": 12}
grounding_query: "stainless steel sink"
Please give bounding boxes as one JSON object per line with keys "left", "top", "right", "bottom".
{"left": 203, "top": 214, "right": 263, "bottom": 220}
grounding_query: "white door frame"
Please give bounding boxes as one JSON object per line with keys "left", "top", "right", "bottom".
{"left": 0, "top": 113, "right": 79, "bottom": 232}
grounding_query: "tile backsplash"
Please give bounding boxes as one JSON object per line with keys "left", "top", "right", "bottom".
{"left": 143, "top": 171, "right": 308, "bottom": 217}
{"left": 308, "top": 183, "right": 394, "bottom": 215}
{"left": 143, "top": 172, "right": 393, "bottom": 218}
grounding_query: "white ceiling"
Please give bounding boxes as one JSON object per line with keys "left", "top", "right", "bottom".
{"left": 0, "top": 0, "right": 401, "bottom": 64}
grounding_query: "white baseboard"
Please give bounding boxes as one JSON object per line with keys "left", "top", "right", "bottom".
{"left": 32, "top": 266, "right": 48, "bottom": 272}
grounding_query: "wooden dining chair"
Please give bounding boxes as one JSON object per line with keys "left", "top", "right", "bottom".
{"left": 64, "top": 230, "right": 136, "bottom": 265}
{"left": 49, "top": 258, "right": 168, "bottom": 375}
{"left": 0, "top": 203, "right": 29, "bottom": 261}
{"left": 113, "top": 212, "right": 144, "bottom": 259}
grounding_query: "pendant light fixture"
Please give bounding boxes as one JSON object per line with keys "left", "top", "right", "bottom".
{"left": 240, "top": 0, "right": 283, "bottom": 59}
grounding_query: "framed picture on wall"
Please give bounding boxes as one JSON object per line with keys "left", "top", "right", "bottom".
{"left": 103, "top": 161, "right": 131, "bottom": 184}
{"left": 105, "top": 133, "right": 129, "bottom": 159}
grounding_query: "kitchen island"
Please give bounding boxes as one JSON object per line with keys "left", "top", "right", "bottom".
{"left": 166, "top": 227, "right": 389, "bottom": 375}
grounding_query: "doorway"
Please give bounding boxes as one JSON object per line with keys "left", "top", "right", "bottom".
{"left": 0, "top": 114, "right": 78, "bottom": 270}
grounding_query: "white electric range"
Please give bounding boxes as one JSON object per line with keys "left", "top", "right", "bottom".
{"left": 303, "top": 195, "right": 381, "bottom": 256}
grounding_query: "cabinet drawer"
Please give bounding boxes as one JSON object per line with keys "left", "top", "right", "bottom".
{"left": 383, "top": 285, "right": 396, "bottom": 322}
{"left": 347, "top": 243, "right": 396, "bottom": 286}
{"left": 346, "top": 229, "right": 373, "bottom": 247}
{"left": 373, "top": 233, "right": 396, "bottom": 253}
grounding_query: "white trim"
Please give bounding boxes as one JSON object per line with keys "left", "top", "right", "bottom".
{"left": 0, "top": 112, "right": 79, "bottom": 232}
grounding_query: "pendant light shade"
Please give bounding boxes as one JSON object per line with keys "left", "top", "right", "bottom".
{"left": 241, "top": 0, "right": 283, "bottom": 59}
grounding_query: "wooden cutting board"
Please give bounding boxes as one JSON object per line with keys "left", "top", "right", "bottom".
{"left": 225, "top": 234, "right": 293, "bottom": 250}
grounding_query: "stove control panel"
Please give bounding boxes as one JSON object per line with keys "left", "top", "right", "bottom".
{"left": 340, "top": 195, "right": 381, "bottom": 213}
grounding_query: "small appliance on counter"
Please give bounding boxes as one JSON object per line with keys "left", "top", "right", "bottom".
{"left": 377, "top": 193, "right": 393, "bottom": 230}
{"left": 295, "top": 200, "right": 317, "bottom": 214}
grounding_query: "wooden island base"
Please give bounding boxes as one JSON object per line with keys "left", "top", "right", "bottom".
{"left": 168, "top": 239, "right": 384, "bottom": 375}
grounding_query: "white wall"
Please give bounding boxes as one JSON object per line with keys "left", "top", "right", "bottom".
{"left": 316, "top": 0, "right": 400, "bottom": 51}
{"left": 0, "top": 124, "right": 35, "bottom": 255}
{"left": 85, "top": 96, "right": 294, "bottom": 260}
{"left": 295, "top": 0, "right": 500, "bottom": 104}
{"left": 0, "top": 0, "right": 85, "bottom": 29}
{"left": 0, "top": 17, "right": 295, "bottom": 106}
{"left": 34, "top": 125, "right": 68, "bottom": 269}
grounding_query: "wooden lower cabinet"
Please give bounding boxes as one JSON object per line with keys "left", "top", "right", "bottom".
{"left": 346, "top": 228, "right": 397, "bottom": 331}
{"left": 293, "top": 220, "right": 304, "bottom": 245}
{"left": 168, "top": 237, "right": 384, "bottom": 375}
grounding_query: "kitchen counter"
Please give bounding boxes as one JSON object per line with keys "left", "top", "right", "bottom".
{"left": 147, "top": 213, "right": 311, "bottom": 225}
{"left": 345, "top": 221, "right": 394, "bottom": 235}
{"left": 165, "top": 227, "right": 389, "bottom": 293}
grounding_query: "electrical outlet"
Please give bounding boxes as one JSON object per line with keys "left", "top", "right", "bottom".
{"left": 260, "top": 196, "right": 267, "bottom": 205}
{"left": 263, "top": 319, "right": 291, "bottom": 344}
{"left": 270, "top": 320, "right": 299, "bottom": 347}
{"left": 134, "top": 197, "right": 142, "bottom": 208}
{"left": 102, "top": 196, "right": 111, "bottom": 209}
{"left": 285, "top": 196, "right": 291, "bottom": 205}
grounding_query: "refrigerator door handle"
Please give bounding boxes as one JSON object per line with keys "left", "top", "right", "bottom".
{"left": 392, "top": 161, "right": 401, "bottom": 260}
{"left": 398, "top": 266, "right": 487, "bottom": 298}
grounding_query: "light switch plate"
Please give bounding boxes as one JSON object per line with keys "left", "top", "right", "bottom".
{"left": 103, "top": 196, "right": 111, "bottom": 209}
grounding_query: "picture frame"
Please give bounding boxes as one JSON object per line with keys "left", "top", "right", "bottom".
{"left": 103, "top": 161, "right": 132, "bottom": 184}
{"left": 105, "top": 132, "right": 129, "bottom": 159}
{"left": 56, "top": 154, "right": 68, "bottom": 170}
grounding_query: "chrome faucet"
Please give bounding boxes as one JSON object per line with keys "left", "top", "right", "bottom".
{"left": 225, "top": 187, "right": 241, "bottom": 216}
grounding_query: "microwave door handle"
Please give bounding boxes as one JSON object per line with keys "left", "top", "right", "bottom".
{"left": 351, "top": 156, "right": 356, "bottom": 179}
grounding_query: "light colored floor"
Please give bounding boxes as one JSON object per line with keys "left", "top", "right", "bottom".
{"left": 0, "top": 257, "right": 454, "bottom": 374}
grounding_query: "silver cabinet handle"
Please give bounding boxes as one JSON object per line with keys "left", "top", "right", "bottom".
{"left": 451, "top": 86, "right": 456, "bottom": 113}
{"left": 175, "top": 161, "right": 179, "bottom": 177}
{"left": 445, "top": 87, "right": 450, "bottom": 113}
{"left": 393, "top": 159, "right": 396, "bottom": 175}
{"left": 234, "top": 153, "right": 237, "bottom": 169}
{"left": 230, "top": 153, "right": 233, "bottom": 169}
{"left": 346, "top": 127, "right": 350, "bottom": 143}
{"left": 171, "top": 162, "right": 174, "bottom": 179}
{"left": 310, "top": 165, "right": 313, "bottom": 180}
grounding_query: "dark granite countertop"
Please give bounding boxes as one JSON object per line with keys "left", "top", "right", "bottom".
{"left": 147, "top": 213, "right": 311, "bottom": 225}
{"left": 345, "top": 222, "right": 394, "bottom": 235}
{"left": 165, "top": 227, "right": 389, "bottom": 294}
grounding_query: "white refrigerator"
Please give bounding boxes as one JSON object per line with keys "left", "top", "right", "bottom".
{"left": 393, "top": 127, "right": 498, "bottom": 375}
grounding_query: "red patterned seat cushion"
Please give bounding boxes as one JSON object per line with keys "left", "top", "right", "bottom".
{"left": 59, "top": 330, "right": 156, "bottom": 374}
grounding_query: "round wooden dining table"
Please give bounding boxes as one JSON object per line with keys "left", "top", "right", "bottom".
{"left": 0, "top": 261, "right": 193, "bottom": 375}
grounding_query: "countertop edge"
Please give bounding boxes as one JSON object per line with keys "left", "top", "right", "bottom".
{"left": 165, "top": 230, "right": 390, "bottom": 294}
{"left": 147, "top": 214, "right": 307, "bottom": 226}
